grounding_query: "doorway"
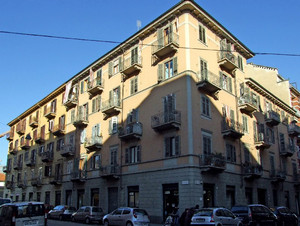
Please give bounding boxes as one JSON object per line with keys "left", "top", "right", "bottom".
{"left": 163, "top": 183, "right": 179, "bottom": 220}
{"left": 203, "top": 183, "right": 214, "bottom": 207}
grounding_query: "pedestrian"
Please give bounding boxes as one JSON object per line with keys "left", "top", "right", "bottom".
{"left": 171, "top": 206, "right": 180, "bottom": 226}
{"left": 179, "top": 208, "right": 188, "bottom": 226}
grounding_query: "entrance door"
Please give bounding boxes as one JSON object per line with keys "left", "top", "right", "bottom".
{"left": 108, "top": 187, "right": 118, "bottom": 213}
{"left": 163, "top": 183, "right": 179, "bottom": 220}
{"left": 257, "top": 188, "right": 267, "bottom": 205}
{"left": 203, "top": 183, "right": 214, "bottom": 207}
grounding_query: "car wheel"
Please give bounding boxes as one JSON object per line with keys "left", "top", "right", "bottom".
{"left": 85, "top": 217, "right": 91, "bottom": 224}
{"left": 126, "top": 222, "right": 133, "bottom": 226}
{"left": 104, "top": 220, "right": 109, "bottom": 226}
{"left": 59, "top": 215, "right": 63, "bottom": 221}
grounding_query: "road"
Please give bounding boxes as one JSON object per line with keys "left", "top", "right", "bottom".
{"left": 47, "top": 219, "right": 161, "bottom": 226}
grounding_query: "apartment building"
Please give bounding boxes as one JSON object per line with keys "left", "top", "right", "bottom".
{"left": 3, "top": 0, "right": 300, "bottom": 223}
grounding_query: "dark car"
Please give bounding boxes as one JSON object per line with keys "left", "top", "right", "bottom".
{"left": 48, "top": 205, "right": 68, "bottom": 219}
{"left": 231, "top": 204, "right": 277, "bottom": 226}
{"left": 273, "top": 206, "right": 298, "bottom": 226}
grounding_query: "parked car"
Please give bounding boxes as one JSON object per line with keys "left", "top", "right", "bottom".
{"left": 231, "top": 204, "right": 277, "bottom": 225}
{"left": 71, "top": 206, "right": 105, "bottom": 224}
{"left": 190, "top": 207, "right": 242, "bottom": 226}
{"left": 0, "top": 198, "right": 12, "bottom": 206}
{"left": 0, "top": 201, "right": 46, "bottom": 226}
{"left": 60, "top": 206, "right": 77, "bottom": 220}
{"left": 48, "top": 205, "right": 68, "bottom": 219}
{"left": 273, "top": 206, "right": 298, "bottom": 226}
{"left": 103, "top": 207, "right": 150, "bottom": 226}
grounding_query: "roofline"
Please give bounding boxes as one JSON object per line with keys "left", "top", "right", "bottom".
{"left": 8, "top": 0, "right": 254, "bottom": 126}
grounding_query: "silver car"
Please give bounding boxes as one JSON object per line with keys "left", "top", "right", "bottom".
{"left": 71, "top": 206, "right": 105, "bottom": 224}
{"left": 191, "top": 208, "right": 242, "bottom": 226}
{"left": 103, "top": 207, "right": 150, "bottom": 226}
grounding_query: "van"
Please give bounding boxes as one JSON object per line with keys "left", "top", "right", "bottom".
{"left": 0, "top": 202, "right": 46, "bottom": 226}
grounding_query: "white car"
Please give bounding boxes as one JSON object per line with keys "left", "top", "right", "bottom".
{"left": 103, "top": 207, "right": 150, "bottom": 226}
{"left": 191, "top": 207, "right": 242, "bottom": 226}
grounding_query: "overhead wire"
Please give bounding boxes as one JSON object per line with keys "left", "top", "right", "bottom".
{"left": 0, "top": 30, "right": 300, "bottom": 57}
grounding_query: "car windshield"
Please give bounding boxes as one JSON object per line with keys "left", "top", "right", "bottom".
{"left": 231, "top": 206, "right": 248, "bottom": 213}
{"left": 194, "top": 209, "right": 213, "bottom": 216}
{"left": 134, "top": 209, "right": 148, "bottom": 216}
{"left": 16, "top": 204, "right": 44, "bottom": 218}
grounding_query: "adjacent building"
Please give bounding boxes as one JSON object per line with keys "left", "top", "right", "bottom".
{"left": 3, "top": 0, "right": 300, "bottom": 223}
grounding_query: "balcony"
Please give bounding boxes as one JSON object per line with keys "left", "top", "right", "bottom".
{"left": 85, "top": 136, "right": 103, "bottom": 153}
{"left": 218, "top": 51, "right": 238, "bottom": 73}
{"left": 73, "top": 114, "right": 88, "bottom": 128}
{"left": 35, "top": 133, "right": 45, "bottom": 144}
{"left": 199, "top": 154, "right": 226, "bottom": 173}
{"left": 60, "top": 144, "right": 75, "bottom": 157}
{"left": 6, "top": 133, "right": 13, "bottom": 141}
{"left": 242, "top": 163, "right": 263, "bottom": 180}
{"left": 16, "top": 126, "right": 25, "bottom": 135}
{"left": 44, "top": 107, "right": 56, "bottom": 119}
{"left": 13, "top": 162, "right": 22, "bottom": 170}
{"left": 17, "top": 180, "right": 26, "bottom": 189}
{"left": 25, "top": 158, "right": 36, "bottom": 167}
{"left": 20, "top": 140, "right": 30, "bottom": 150}
{"left": 101, "top": 99, "right": 121, "bottom": 117}
{"left": 254, "top": 133, "right": 271, "bottom": 149}
{"left": 270, "top": 170, "right": 286, "bottom": 183}
{"left": 118, "top": 122, "right": 143, "bottom": 141}
{"left": 280, "top": 144, "right": 295, "bottom": 157}
{"left": 221, "top": 118, "right": 244, "bottom": 139}
{"left": 41, "top": 151, "right": 53, "bottom": 162}
{"left": 31, "top": 177, "right": 42, "bottom": 187}
{"left": 71, "top": 170, "right": 86, "bottom": 183}
{"left": 196, "top": 70, "right": 221, "bottom": 97}
{"left": 6, "top": 181, "right": 14, "bottom": 189}
{"left": 121, "top": 56, "right": 142, "bottom": 78}
{"left": 52, "top": 124, "right": 65, "bottom": 137}
{"left": 152, "top": 32, "right": 179, "bottom": 59}
{"left": 238, "top": 95, "right": 258, "bottom": 114}
{"left": 288, "top": 123, "right": 300, "bottom": 137}
{"left": 63, "top": 95, "right": 78, "bottom": 110}
{"left": 151, "top": 111, "right": 181, "bottom": 132}
{"left": 265, "top": 110, "right": 280, "bottom": 127}
{"left": 29, "top": 117, "right": 38, "bottom": 128}
{"left": 3, "top": 166, "right": 9, "bottom": 173}
{"left": 49, "top": 174, "right": 62, "bottom": 185}
{"left": 100, "top": 165, "right": 120, "bottom": 179}
{"left": 87, "top": 77, "right": 104, "bottom": 98}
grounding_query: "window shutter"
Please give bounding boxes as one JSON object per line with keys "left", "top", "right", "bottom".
{"left": 119, "top": 57, "right": 123, "bottom": 71}
{"left": 219, "top": 72, "right": 223, "bottom": 88}
{"left": 92, "top": 99, "right": 96, "bottom": 113}
{"left": 158, "top": 64, "right": 163, "bottom": 82}
{"left": 92, "top": 126, "right": 96, "bottom": 138}
{"left": 253, "top": 121, "right": 258, "bottom": 140}
{"left": 165, "top": 137, "right": 170, "bottom": 157}
{"left": 108, "top": 62, "right": 113, "bottom": 78}
{"left": 230, "top": 110, "right": 234, "bottom": 122}
{"left": 175, "top": 136, "right": 180, "bottom": 155}
{"left": 157, "top": 28, "right": 163, "bottom": 47}
{"left": 80, "top": 81, "right": 84, "bottom": 94}
{"left": 228, "top": 77, "right": 232, "bottom": 93}
{"left": 85, "top": 103, "right": 89, "bottom": 118}
{"left": 130, "top": 78, "right": 134, "bottom": 95}
{"left": 137, "top": 145, "right": 141, "bottom": 162}
{"left": 125, "top": 148, "right": 129, "bottom": 164}
{"left": 108, "top": 119, "right": 112, "bottom": 135}
{"left": 202, "top": 26, "right": 206, "bottom": 43}
{"left": 173, "top": 57, "right": 178, "bottom": 74}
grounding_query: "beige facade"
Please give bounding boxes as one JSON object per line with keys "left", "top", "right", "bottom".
{"left": 3, "top": 0, "right": 300, "bottom": 223}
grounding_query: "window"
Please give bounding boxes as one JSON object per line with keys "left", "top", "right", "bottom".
{"left": 266, "top": 126, "right": 275, "bottom": 143}
{"left": 109, "top": 116, "right": 118, "bottom": 134}
{"left": 44, "top": 165, "right": 52, "bottom": 177}
{"left": 158, "top": 57, "right": 178, "bottom": 82}
{"left": 92, "top": 96, "right": 101, "bottom": 113}
{"left": 201, "top": 95, "right": 210, "bottom": 117}
{"left": 165, "top": 136, "right": 180, "bottom": 157}
{"left": 244, "top": 146, "right": 250, "bottom": 163}
{"left": 279, "top": 133, "right": 285, "bottom": 152}
{"left": 108, "top": 57, "right": 122, "bottom": 78}
{"left": 128, "top": 186, "right": 139, "bottom": 208}
{"left": 49, "top": 120, "right": 54, "bottom": 132}
{"left": 67, "top": 160, "right": 73, "bottom": 174}
{"left": 238, "top": 55, "right": 243, "bottom": 71}
{"left": 125, "top": 146, "right": 141, "bottom": 164}
{"left": 92, "top": 123, "right": 101, "bottom": 137}
{"left": 202, "top": 132, "right": 212, "bottom": 155}
{"left": 110, "top": 146, "right": 118, "bottom": 166}
{"left": 90, "top": 155, "right": 101, "bottom": 169}
{"left": 56, "top": 138, "right": 64, "bottom": 151}
{"left": 78, "top": 103, "right": 89, "bottom": 121}
{"left": 127, "top": 109, "right": 139, "bottom": 124}
{"left": 199, "top": 24, "right": 206, "bottom": 43}
{"left": 70, "top": 109, "right": 75, "bottom": 123}
{"left": 242, "top": 115, "right": 248, "bottom": 133}
{"left": 38, "top": 145, "right": 45, "bottom": 156}
{"left": 109, "top": 86, "right": 120, "bottom": 106}
{"left": 80, "top": 79, "right": 89, "bottom": 94}
{"left": 130, "top": 76, "right": 138, "bottom": 95}
{"left": 226, "top": 143, "right": 236, "bottom": 163}
{"left": 163, "top": 94, "right": 176, "bottom": 117}
{"left": 220, "top": 72, "right": 232, "bottom": 93}
{"left": 200, "top": 59, "right": 208, "bottom": 79}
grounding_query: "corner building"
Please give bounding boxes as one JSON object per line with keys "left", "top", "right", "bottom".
{"left": 4, "top": 0, "right": 300, "bottom": 223}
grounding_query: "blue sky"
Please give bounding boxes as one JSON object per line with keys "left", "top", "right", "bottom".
{"left": 0, "top": 0, "right": 299, "bottom": 165}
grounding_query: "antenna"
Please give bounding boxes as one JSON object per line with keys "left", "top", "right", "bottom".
{"left": 137, "top": 20, "right": 141, "bottom": 31}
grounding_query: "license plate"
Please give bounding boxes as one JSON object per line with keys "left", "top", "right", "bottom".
{"left": 196, "top": 218, "right": 205, "bottom": 222}
{"left": 24, "top": 220, "right": 38, "bottom": 225}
